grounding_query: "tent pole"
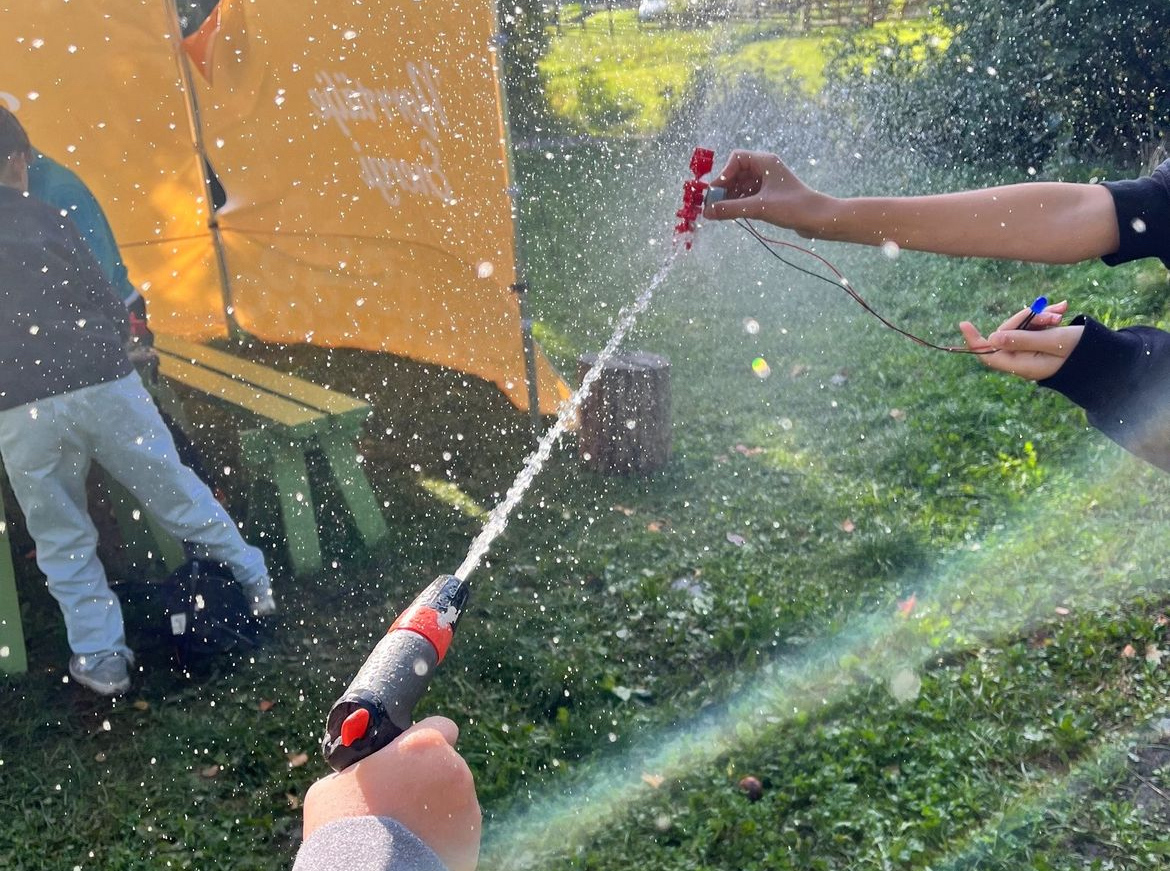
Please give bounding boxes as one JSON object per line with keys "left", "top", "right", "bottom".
{"left": 492, "top": 3, "right": 542, "bottom": 443}
{"left": 513, "top": 280, "right": 542, "bottom": 443}
{"left": 162, "top": 0, "right": 240, "bottom": 340}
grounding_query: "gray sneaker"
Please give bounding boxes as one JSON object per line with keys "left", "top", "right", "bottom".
{"left": 69, "top": 651, "right": 133, "bottom": 696}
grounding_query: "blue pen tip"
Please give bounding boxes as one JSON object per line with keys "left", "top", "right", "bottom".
{"left": 1030, "top": 296, "right": 1048, "bottom": 313}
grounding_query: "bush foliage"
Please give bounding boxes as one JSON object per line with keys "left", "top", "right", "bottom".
{"left": 833, "top": 0, "right": 1170, "bottom": 169}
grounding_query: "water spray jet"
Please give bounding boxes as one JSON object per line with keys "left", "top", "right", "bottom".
{"left": 320, "top": 148, "right": 717, "bottom": 771}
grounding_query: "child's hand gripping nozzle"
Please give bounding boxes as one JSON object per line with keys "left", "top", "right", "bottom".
{"left": 675, "top": 147, "right": 716, "bottom": 250}
{"left": 322, "top": 574, "right": 470, "bottom": 772}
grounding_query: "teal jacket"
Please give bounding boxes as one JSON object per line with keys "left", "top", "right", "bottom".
{"left": 27, "top": 153, "right": 138, "bottom": 305}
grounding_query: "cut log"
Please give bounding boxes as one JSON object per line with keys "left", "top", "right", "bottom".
{"left": 576, "top": 351, "right": 671, "bottom": 475}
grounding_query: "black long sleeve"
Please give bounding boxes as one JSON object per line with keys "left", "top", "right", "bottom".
{"left": 1036, "top": 159, "right": 1170, "bottom": 471}
{"left": 1040, "top": 316, "right": 1170, "bottom": 473}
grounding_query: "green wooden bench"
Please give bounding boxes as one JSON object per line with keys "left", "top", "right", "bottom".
{"left": 0, "top": 486, "right": 24, "bottom": 674}
{"left": 153, "top": 334, "right": 388, "bottom": 577}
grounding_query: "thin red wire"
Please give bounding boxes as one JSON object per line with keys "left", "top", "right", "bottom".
{"left": 737, "top": 219, "right": 995, "bottom": 355}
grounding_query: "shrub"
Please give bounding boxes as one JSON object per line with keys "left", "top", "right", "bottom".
{"left": 831, "top": 0, "right": 1170, "bottom": 170}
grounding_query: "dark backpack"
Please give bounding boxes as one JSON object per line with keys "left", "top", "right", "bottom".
{"left": 163, "top": 558, "right": 259, "bottom": 662}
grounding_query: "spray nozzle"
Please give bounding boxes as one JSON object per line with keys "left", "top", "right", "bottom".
{"left": 675, "top": 147, "right": 716, "bottom": 249}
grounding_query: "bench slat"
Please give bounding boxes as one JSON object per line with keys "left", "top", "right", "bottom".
{"left": 154, "top": 335, "right": 369, "bottom": 418}
{"left": 157, "top": 355, "right": 326, "bottom": 431}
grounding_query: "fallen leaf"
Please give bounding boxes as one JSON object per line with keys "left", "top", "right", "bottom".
{"left": 829, "top": 372, "right": 848, "bottom": 386}
{"left": 133, "top": 700, "right": 150, "bottom": 711}
{"left": 286, "top": 792, "right": 302, "bottom": 810}
{"left": 613, "top": 505, "right": 635, "bottom": 516}
{"left": 258, "top": 699, "right": 276, "bottom": 712}
{"left": 840, "top": 519, "right": 855, "bottom": 533}
{"left": 1122, "top": 643, "right": 1137, "bottom": 658}
{"left": 612, "top": 686, "right": 632, "bottom": 702}
{"left": 287, "top": 752, "right": 310, "bottom": 769}
{"left": 95, "top": 752, "right": 107, "bottom": 763}
{"left": 734, "top": 444, "right": 764, "bottom": 456}
{"left": 1147, "top": 644, "right": 1163, "bottom": 666}
{"left": 726, "top": 532, "right": 746, "bottom": 547}
{"left": 646, "top": 521, "right": 663, "bottom": 533}
{"left": 790, "top": 364, "right": 810, "bottom": 378}
{"left": 738, "top": 775, "right": 764, "bottom": 801}
{"left": 1055, "top": 606, "right": 1070, "bottom": 616}
{"left": 641, "top": 773, "right": 665, "bottom": 789}
{"left": 897, "top": 594, "right": 917, "bottom": 617}
{"left": 1157, "top": 615, "right": 1169, "bottom": 627}
{"left": 889, "top": 408, "right": 906, "bottom": 421}
{"left": 200, "top": 765, "right": 221, "bottom": 779}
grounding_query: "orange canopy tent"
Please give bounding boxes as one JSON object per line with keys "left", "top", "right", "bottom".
{"left": 0, "top": 0, "right": 569, "bottom": 415}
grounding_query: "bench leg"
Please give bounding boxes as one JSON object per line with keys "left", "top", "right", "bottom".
{"left": 103, "top": 473, "right": 187, "bottom": 575}
{"left": 0, "top": 508, "right": 29, "bottom": 674}
{"left": 246, "top": 435, "right": 324, "bottom": 577}
{"left": 315, "top": 430, "right": 388, "bottom": 548}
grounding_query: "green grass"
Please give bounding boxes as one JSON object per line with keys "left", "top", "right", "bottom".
{"left": 540, "top": 10, "right": 948, "bottom": 134}
{"left": 3, "top": 139, "right": 1170, "bottom": 870}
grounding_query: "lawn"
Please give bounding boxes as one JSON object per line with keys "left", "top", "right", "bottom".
{"left": 4, "top": 137, "right": 1170, "bottom": 870}
{"left": 540, "top": 7, "right": 947, "bottom": 134}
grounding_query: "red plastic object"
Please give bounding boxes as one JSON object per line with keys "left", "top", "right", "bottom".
{"left": 389, "top": 595, "right": 460, "bottom": 662}
{"left": 129, "top": 313, "right": 150, "bottom": 341}
{"left": 690, "top": 148, "right": 714, "bottom": 178}
{"left": 675, "top": 147, "right": 716, "bottom": 249}
{"left": 340, "top": 707, "right": 371, "bottom": 747}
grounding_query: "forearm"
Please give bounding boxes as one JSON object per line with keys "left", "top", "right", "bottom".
{"left": 811, "top": 183, "right": 1119, "bottom": 264}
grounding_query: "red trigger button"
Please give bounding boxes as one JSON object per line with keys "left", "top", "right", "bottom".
{"left": 340, "top": 708, "right": 371, "bottom": 747}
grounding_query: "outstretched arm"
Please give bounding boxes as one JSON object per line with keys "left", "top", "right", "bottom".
{"left": 704, "top": 150, "right": 1120, "bottom": 265}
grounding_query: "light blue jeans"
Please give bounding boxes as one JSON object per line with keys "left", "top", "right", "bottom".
{"left": 0, "top": 373, "right": 269, "bottom": 657}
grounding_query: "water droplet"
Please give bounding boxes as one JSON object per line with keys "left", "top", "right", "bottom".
{"left": 881, "top": 240, "right": 900, "bottom": 260}
{"left": 888, "top": 669, "right": 921, "bottom": 703}
{"left": 751, "top": 357, "right": 771, "bottom": 378}
{"left": 742, "top": 317, "right": 760, "bottom": 335}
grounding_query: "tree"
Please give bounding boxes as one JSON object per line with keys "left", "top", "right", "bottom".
{"left": 498, "top": 1, "right": 558, "bottom": 138}
{"left": 834, "top": 0, "right": 1170, "bottom": 169}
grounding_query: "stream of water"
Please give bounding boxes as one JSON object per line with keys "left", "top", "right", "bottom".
{"left": 454, "top": 250, "right": 681, "bottom": 582}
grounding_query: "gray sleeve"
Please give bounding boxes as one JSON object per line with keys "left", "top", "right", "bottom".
{"left": 292, "top": 817, "right": 449, "bottom": 871}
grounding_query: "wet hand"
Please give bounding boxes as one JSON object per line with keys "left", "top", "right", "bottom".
{"left": 303, "top": 716, "right": 481, "bottom": 871}
{"left": 959, "top": 300, "right": 1082, "bottom": 381}
{"left": 703, "top": 149, "right": 828, "bottom": 234}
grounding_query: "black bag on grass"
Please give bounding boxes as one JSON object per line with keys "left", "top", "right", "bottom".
{"left": 163, "top": 558, "right": 259, "bottom": 662}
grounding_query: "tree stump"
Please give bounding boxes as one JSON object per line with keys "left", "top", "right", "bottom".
{"left": 576, "top": 351, "right": 671, "bottom": 476}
